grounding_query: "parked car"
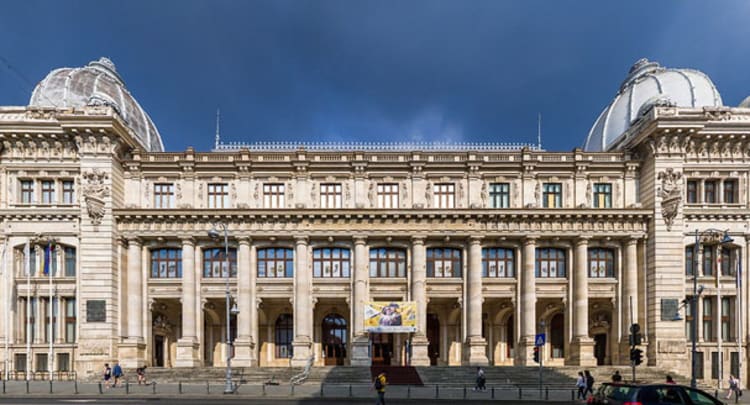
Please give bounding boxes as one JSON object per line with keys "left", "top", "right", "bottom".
{"left": 588, "top": 382, "right": 726, "bottom": 405}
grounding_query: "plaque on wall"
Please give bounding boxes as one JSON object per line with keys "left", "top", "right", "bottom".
{"left": 87, "top": 300, "right": 106, "bottom": 323}
{"left": 661, "top": 298, "right": 679, "bottom": 321}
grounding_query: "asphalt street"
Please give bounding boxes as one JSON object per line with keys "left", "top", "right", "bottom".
{"left": 0, "top": 397, "right": 576, "bottom": 405}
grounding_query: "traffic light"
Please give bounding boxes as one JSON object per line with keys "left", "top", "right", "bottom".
{"left": 533, "top": 346, "right": 540, "bottom": 363}
{"left": 628, "top": 333, "right": 642, "bottom": 346}
{"left": 629, "top": 324, "right": 642, "bottom": 345}
{"left": 630, "top": 348, "right": 643, "bottom": 366}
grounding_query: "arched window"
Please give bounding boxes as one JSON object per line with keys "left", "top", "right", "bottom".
{"left": 202, "top": 247, "right": 237, "bottom": 278}
{"left": 482, "top": 247, "right": 514, "bottom": 277}
{"left": 550, "top": 313, "right": 564, "bottom": 358}
{"left": 427, "top": 248, "right": 462, "bottom": 277}
{"left": 313, "top": 248, "right": 350, "bottom": 278}
{"left": 275, "top": 314, "right": 293, "bottom": 358}
{"left": 150, "top": 248, "right": 182, "bottom": 278}
{"left": 369, "top": 248, "right": 406, "bottom": 277}
{"left": 588, "top": 248, "right": 614, "bottom": 278}
{"left": 258, "top": 248, "right": 294, "bottom": 278}
{"left": 536, "top": 248, "right": 566, "bottom": 278}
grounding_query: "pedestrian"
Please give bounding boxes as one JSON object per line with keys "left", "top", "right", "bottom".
{"left": 136, "top": 366, "right": 147, "bottom": 385}
{"left": 373, "top": 370, "right": 387, "bottom": 405}
{"left": 474, "top": 367, "right": 486, "bottom": 391}
{"left": 726, "top": 374, "right": 741, "bottom": 400}
{"left": 103, "top": 363, "right": 112, "bottom": 389}
{"left": 665, "top": 375, "right": 676, "bottom": 384}
{"left": 112, "top": 361, "right": 123, "bottom": 388}
{"left": 584, "top": 370, "right": 595, "bottom": 398}
{"left": 575, "top": 371, "right": 586, "bottom": 400}
{"left": 611, "top": 370, "right": 622, "bottom": 383}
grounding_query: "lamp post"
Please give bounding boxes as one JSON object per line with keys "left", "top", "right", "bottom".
{"left": 208, "top": 223, "right": 238, "bottom": 394}
{"left": 689, "top": 229, "right": 734, "bottom": 389}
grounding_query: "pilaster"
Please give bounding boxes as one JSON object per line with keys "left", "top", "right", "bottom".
{"left": 519, "top": 236, "right": 537, "bottom": 365}
{"left": 351, "top": 235, "right": 371, "bottom": 366}
{"left": 233, "top": 236, "right": 257, "bottom": 366}
{"left": 291, "top": 236, "right": 313, "bottom": 366}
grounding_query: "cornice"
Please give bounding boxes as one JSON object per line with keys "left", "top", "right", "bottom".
{"left": 683, "top": 208, "right": 750, "bottom": 221}
{"left": 0, "top": 208, "right": 80, "bottom": 221}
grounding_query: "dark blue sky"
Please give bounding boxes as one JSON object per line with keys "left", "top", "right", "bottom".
{"left": 1, "top": 1, "right": 749, "bottom": 152}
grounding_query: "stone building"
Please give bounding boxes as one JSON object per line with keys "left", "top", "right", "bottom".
{"left": 0, "top": 57, "right": 749, "bottom": 383}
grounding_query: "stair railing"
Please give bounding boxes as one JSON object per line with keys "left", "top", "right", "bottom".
{"left": 290, "top": 355, "right": 315, "bottom": 386}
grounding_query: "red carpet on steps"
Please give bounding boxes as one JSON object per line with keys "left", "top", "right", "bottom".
{"left": 370, "top": 366, "right": 423, "bottom": 386}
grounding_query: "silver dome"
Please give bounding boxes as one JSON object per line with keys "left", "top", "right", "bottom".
{"left": 29, "top": 57, "right": 164, "bottom": 152}
{"left": 583, "top": 59, "right": 722, "bottom": 152}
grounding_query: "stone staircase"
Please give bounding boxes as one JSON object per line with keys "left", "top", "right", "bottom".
{"left": 128, "top": 366, "right": 372, "bottom": 385}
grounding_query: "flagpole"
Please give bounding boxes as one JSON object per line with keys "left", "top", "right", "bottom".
{"left": 24, "top": 240, "right": 30, "bottom": 381}
{"left": 48, "top": 240, "right": 53, "bottom": 381}
{"left": 1, "top": 240, "right": 8, "bottom": 381}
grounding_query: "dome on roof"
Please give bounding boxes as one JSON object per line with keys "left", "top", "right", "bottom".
{"left": 739, "top": 96, "right": 750, "bottom": 108}
{"left": 583, "top": 59, "right": 722, "bottom": 152}
{"left": 29, "top": 57, "right": 164, "bottom": 152}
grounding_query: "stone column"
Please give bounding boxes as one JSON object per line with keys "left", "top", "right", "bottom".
{"left": 233, "top": 236, "right": 257, "bottom": 366}
{"left": 569, "top": 237, "right": 595, "bottom": 365}
{"left": 119, "top": 237, "right": 146, "bottom": 367}
{"left": 351, "top": 235, "right": 371, "bottom": 365}
{"left": 465, "top": 236, "right": 489, "bottom": 365}
{"left": 410, "top": 236, "right": 431, "bottom": 366}
{"left": 520, "top": 236, "right": 537, "bottom": 365}
{"left": 291, "top": 236, "right": 313, "bottom": 366}
{"left": 622, "top": 238, "right": 640, "bottom": 359}
{"left": 175, "top": 238, "right": 200, "bottom": 367}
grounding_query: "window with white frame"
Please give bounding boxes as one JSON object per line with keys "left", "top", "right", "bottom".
{"left": 426, "top": 247, "right": 462, "bottom": 277}
{"left": 263, "top": 183, "right": 285, "bottom": 208}
{"left": 62, "top": 181, "right": 75, "bottom": 204}
{"left": 20, "top": 180, "right": 34, "bottom": 204}
{"left": 313, "top": 248, "right": 350, "bottom": 278}
{"left": 207, "top": 183, "right": 229, "bottom": 208}
{"left": 489, "top": 183, "right": 510, "bottom": 208}
{"left": 588, "top": 248, "right": 614, "bottom": 278}
{"left": 535, "top": 247, "right": 566, "bottom": 277}
{"left": 377, "top": 183, "right": 399, "bottom": 209}
{"left": 41, "top": 180, "right": 55, "bottom": 204}
{"left": 482, "top": 247, "right": 514, "bottom": 277}
{"left": 433, "top": 183, "right": 455, "bottom": 208}
{"left": 153, "top": 183, "right": 174, "bottom": 208}
{"left": 320, "top": 183, "right": 342, "bottom": 208}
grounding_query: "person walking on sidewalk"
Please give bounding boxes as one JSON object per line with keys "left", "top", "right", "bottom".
{"left": 103, "top": 363, "right": 112, "bottom": 389}
{"left": 112, "top": 361, "right": 123, "bottom": 388}
{"left": 575, "top": 371, "right": 586, "bottom": 400}
{"left": 584, "top": 370, "right": 595, "bottom": 398}
{"left": 474, "top": 367, "right": 486, "bottom": 391}
{"left": 373, "top": 370, "right": 387, "bottom": 405}
{"left": 726, "top": 375, "right": 741, "bottom": 400}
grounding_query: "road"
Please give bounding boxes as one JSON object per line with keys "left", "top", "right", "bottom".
{"left": 0, "top": 397, "right": 576, "bottom": 404}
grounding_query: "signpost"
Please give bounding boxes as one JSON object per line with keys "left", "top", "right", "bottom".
{"left": 535, "top": 332, "right": 545, "bottom": 398}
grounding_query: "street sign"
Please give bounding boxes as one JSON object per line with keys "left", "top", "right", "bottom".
{"left": 535, "top": 333, "right": 546, "bottom": 347}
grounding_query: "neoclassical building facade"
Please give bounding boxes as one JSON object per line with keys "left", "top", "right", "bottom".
{"left": 0, "top": 57, "right": 749, "bottom": 383}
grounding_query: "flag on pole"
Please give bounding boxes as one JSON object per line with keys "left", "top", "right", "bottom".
{"left": 43, "top": 241, "right": 52, "bottom": 276}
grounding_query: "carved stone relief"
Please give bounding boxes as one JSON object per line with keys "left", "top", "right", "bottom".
{"left": 480, "top": 182, "right": 488, "bottom": 208}
{"left": 81, "top": 169, "right": 110, "bottom": 225}
{"left": 425, "top": 181, "right": 433, "bottom": 208}
{"left": 657, "top": 168, "right": 682, "bottom": 231}
{"left": 400, "top": 180, "right": 408, "bottom": 208}
{"left": 286, "top": 181, "right": 294, "bottom": 208}
{"left": 367, "top": 181, "right": 375, "bottom": 208}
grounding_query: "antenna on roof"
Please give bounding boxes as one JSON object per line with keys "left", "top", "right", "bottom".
{"left": 214, "top": 108, "right": 221, "bottom": 150}
{"left": 537, "top": 113, "right": 542, "bottom": 150}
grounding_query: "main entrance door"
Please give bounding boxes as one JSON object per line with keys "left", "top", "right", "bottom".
{"left": 154, "top": 335, "right": 165, "bottom": 367}
{"left": 594, "top": 334, "right": 607, "bottom": 365}
{"left": 322, "top": 314, "right": 347, "bottom": 365}
{"left": 427, "top": 313, "right": 440, "bottom": 366}
{"left": 371, "top": 333, "right": 393, "bottom": 365}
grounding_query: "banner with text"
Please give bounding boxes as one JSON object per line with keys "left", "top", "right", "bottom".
{"left": 364, "top": 301, "right": 417, "bottom": 333}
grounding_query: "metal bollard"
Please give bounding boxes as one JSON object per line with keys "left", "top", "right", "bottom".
{"left": 320, "top": 383, "right": 324, "bottom": 398}
{"left": 26, "top": 380, "right": 29, "bottom": 394}
{"left": 262, "top": 383, "right": 266, "bottom": 396}
{"left": 518, "top": 387, "right": 522, "bottom": 399}
{"left": 491, "top": 386, "right": 495, "bottom": 399}
{"left": 2, "top": 380, "right": 5, "bottom": 394}
{"left": 572, "top": 389, "right": 575, "bottom": 401}
{"left": 178, "top": 381, "right": 182, "bottom": 394}
{"left": 715, "top": 390, "right": 719, "bottom": 399}
{"left": 152, "top": 381, "right": 156, "bottom": 394}
{"left": 545, "top": 386, "right": 549, "bottom": 400}
{"left": 349, "top": 384, "right": 352, "bottom": 397}
{"left": 125, "top": 381, "right": 129, "bottom": 394}
{"left": 98, "top": 382, "right": 103, "bottom": 394}
{"left": 207, "top": 381, "right": 210, "bottom": 394}
{"left": 407, "top": 385, "right": 411, "bottom": 399}
{"left": 463, "top": 385, "right": 467, "bottom": 399}
{"left": 291, "top": 384, "right": 295, "bottom": 396}
{"left": 49, "top": 380, "right": 53, "bottom": 394}
{"left": 74, "top": 380, "right": 78, "bottom": 395}
{"left": 436, "top": 384, "right": 439, "bottom": 398}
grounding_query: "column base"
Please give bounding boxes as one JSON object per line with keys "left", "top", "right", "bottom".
{"left": 464, "top": 336, "right": 489, "bottom": 365}
{"left": 118, "top": 339, "right": 147, "bottom": 368}
{"left": 291, "top": 337, "right": 313, "bottom": 367}
{"left": 410, "top": 334, "right": 431, "bottom": 366}
{"left": 518, "top": 336, "right": 536, "bottom": 366}
{"left": 174, "top": 338, "right": 202, "bottom": 368}
{"left": 350, "top": 335, "right": 372, "bottom": 366}
{"left": 233, "top": 337, "right": 258, "bottom": 367}
{"left": 567, "top": 337, "right": 596, "bottom": 366}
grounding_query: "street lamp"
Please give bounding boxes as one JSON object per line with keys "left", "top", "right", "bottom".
{"left": 208, "top": 223, "right": 238, "bottom": 394}
{"left": 686, "top": 229, "right": 733, "bottom": 389}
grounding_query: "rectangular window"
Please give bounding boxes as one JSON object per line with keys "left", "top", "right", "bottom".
{"left": 24, "top": 297, "right": 36, "bottom": 343}
{"left": 721, "top": 248, "right": 733, "bottom": 276}
{"left": 489, "top": 183, "right": 510, "bottom": 208}
{"left": 57, "top": 353, "right": 70, "bottom": 372}
{"left": 535, "top": 248, "right": 567, "bottom": 278}
{"left": 153, "top": 183, "right": 174, "bottom": 208}
{"left": 686, "top": 296, "right": 694, "bottom": 341}
{"left": 257, "top": 248, "right": 294, "bottom": 278}
{"left": 731, "top": 352, "right": 740, "bottom": 380}
{"left": 207, "top": 183, "right": 229, "bottom": 209}
{"left": 36, "top": 353, "right": 48, "bottom": 372}
{"left": 588, "top": 248, "right": 615, "bottom": 278}
{"left": 703, "top": 246, "right": 714, "bottom": 276}
{"left": 482, "top": 247, "right": 514, "bottom": 277}
{"left": 685, "top": 246, "right": 696, "bottom": 276}
{"left": 65, "top": 298, "right": 76, "bottom": 343}
{"left": 686, "top": 180, "right": 698, "bottom": 203}
{"left": 426, "top": 248, "right": 462, "bottom": 277}
{"left": 21, "top": 180, "right": 34, "bottom": 204}
{"left": 263, "top": 183, "right": 285, "bottom": 209}
{"left": 704, "top": 180, "right": 717, "bottom": 203}
{"left": 44, "top": 297, "right": 57, "bottom": 343}
{"left": 64, "top": 247, "right": 76, "bottom": 277}
{"left": 433, "top": 183, "right": 455, "bottom": 208}
{"left": 150, "top": 248, "right": 182, "bottom": 278}
{"left": 542, "top": 183, "right": 562, "bottom": 208}
{"left": 202, "top": 248, "right": 238, "bottom": 278}
{"left": 711, "top": 352, "right": 720, "bottom": 380}
{"left": 62, "top": 181, "right": 75, "bottom": 204}
{"left": 41, "top": 180, "right": 55, "bottom": 204}
{"left": 724, "top": 179, "right": 737, "bottom": 204}
{"left": 722, "top": 297, "right": 731, "bottom": 341}
{"left": 369, "top": 248, "right": 406, "bottom": 278}
{"left": 320, "top": 183, "right": 342, "bottom": 209}
{"left": 313, "top": 248, "right": 351, "bottom": 278}
{"left": 14, "top": 354, "right": 26, "bottom": 372}
{"left": 703, "top": 297, "right": 713, "bottom": 342}
{"left": 377, "top": 183, "right": 399, "bottom": 209}
{"left": 695, "top": 352, "right": 704, "bottom": 379}
{"left": 593, "top": 183, "right": 612, "bottom": 208}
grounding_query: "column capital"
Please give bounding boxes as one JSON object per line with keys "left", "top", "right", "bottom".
{"left": 237, "top": 236, "right": 252, "bottom": 245}
{"left": 180, "top": 236, "right": 196, "bottom": 246}
{"left": 523, "top": 235, "right": 538, "bottom": 246}
{"left": 468, "top": 236, "right": 484, "bottom": 245}
{"left": 128, "top": 236, "right": 142, "bottom": 247}
{"left": 575, "top": 236, "right": 591, "bottom": 246}
{"left": 294, "top": 235, "right": 309, "bottom": 245}
{"left": 411, "top": 235, "right": 427, "bottom": 245}
{"left": 625, "top": 237, "right": 639, "bottom": 247}
{"left": 353, "top": 235, "right": 368, "bottom": 245}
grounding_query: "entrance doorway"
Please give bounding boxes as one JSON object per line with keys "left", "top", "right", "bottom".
{"left": 427, "top": 313, "right": 440, "bottom": 365}
{"left": 594, "top": 334, "right": 607, "bottom": 365}
{"left": 322, "top": 313, "right": 347, "bottom": 365}
{"left": 371, "top": 333, "right": 393, "bottom": 365}
{"left": 154, "top": 335, "right": 165, "bottom": 367}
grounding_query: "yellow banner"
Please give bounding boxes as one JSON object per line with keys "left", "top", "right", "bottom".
{"left": 364, "top": 301, "right": 417, "bottom": 333}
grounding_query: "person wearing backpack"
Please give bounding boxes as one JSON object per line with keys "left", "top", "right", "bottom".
{"left": 112, "top": 361, "right": 123, "bottom": 388}
{"left": 373, "top": 370, "right": 387, "bottom": 405}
